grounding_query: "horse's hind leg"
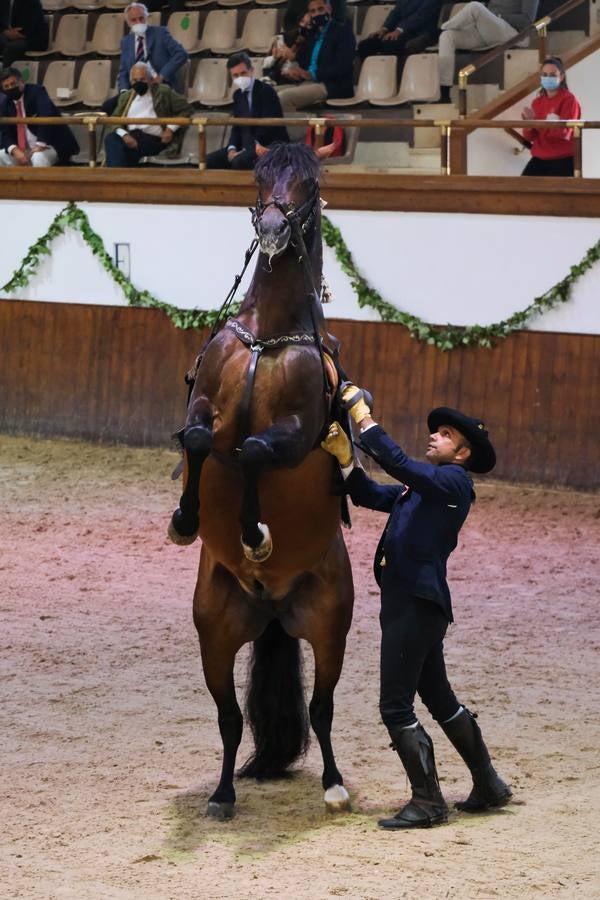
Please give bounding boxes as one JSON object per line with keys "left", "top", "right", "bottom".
{"left": 168, "top": 396, "right": 213, "bottom": 545}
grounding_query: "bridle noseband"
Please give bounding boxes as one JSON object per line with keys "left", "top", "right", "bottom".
{"left": 251, "top": 179, "right": 320, "bottom": 240}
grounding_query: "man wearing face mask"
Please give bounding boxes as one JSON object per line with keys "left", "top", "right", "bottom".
{"left": 117, "top": 2, "right": 187, "bottom": 94}
{"left": 205, "top": 52, "right": 288, "bottom": 171}
{"left": 104, "top": 62, "right": 194, "bottom": 167}
{"left": 0, "top": 66, "right": 79, "bottom": 166}
{"left": 276, "top": 0, "right": 355, "bottom": 112}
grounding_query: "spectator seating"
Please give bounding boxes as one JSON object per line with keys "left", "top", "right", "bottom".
{"left": 12, "top": 60, "right": 40, "bottom": 83}
{"left": 218, "top": 0, "right": 252, "bottom": 6}
{"left": 41, "top": 0, "right": 64, "bottom": 10}
{"left": 236, "top": 8, "right": 278, "bottom": 52}
{"left": 371, "top": 53, "right": 440, "bottom": 105}
{"left": 43, "top": 59, "right": 76, "bottom": 103}
{"left": 357, "top": 4, "right": 394, "bottom": 42}
{"left": 185, "top": 0, "right": 213, "bottom": 8}
{"left": 74, "top": 58, "right": 113, "bottom": 106}
{"left": 327, "top": 55, "right": 397, "bottom": 106}
{"left": 198, "top": 10, "right": 238, "bottom": 53}
{"left": 87, "top": 13, "right": 124, "bottom": 55}
{"left": 167, "top": 11, "right": 203, "bottom": 54}
{"left": 188, "top": 57, "right": 232, "bottom": 103}
{"left": 72, "top": 0, "right": 105, "bottom": 11}
{"left": 255, "top": 0, "right": 285, "bottom": 6}
{"left": 35, "top": 13, "right": 88, "bottom": 57}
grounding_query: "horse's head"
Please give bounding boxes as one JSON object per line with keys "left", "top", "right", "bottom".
{"left": 253, "top": 143, "right": 321, "bottom": 262}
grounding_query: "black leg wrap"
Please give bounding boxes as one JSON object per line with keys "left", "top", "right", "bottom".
{"left": 440, "top": 708, "right": 512, "bottom": 811}
{"left": 378, "top": 723, "right": 448, "bottom": 830}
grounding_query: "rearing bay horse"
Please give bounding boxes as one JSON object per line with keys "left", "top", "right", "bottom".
{"left": 169, "top": 143, "right": 354, "bottom": 819}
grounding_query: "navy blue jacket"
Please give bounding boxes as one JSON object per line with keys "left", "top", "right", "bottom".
{"left": 297, "top": 20, "right": 355, "bottom": 99}
{"left": 118, "top": 26, "right": 188, "bottom": 91}
{"left": 0, "top": 84, "right": 79, "bottom": 162}
{"left": 229, "top": 79, "right": 289, "bottom": 152}
{"left": 383, "top": 0, "right": 443, "bottom": 38}
{"left": 346, "top": 425, "right": 475, "bottom": 622}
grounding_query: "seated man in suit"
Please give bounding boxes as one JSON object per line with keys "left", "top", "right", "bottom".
{"left": 0, "top": 0, "right": 48, "bottom": 66}
{"left": 0, "top": 66, "right": 79, "bottom": 167}
{"left": 357, "top": 0, "right": 443, "bottom": 62}
{"left": 118, "top": 2, "right": 188, "bottom": 93}
{"left": 276, "top": 0, "right": 355, "bottom": 112}
{"left": 206, "top": 52, "right": 289, "bottom": 171}
{"left": 104, "top": 61, "right": 194, "bottom": 167}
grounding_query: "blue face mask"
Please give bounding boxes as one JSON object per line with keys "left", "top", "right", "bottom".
{"left": 541, "top": 75, "right": 561, "bottom": 91}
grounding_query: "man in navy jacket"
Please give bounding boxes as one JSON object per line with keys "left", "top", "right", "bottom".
{"left": 321, "top": 387, "right": 511, "bottom": 830}
{"left": 117, "top": 2, "right": 188, "bottom": 92}
{"left": 358, "top": 0, "right": 443, "bottom": 61}
{"left": 277, "top": 0, "right": 355, "bottom": 111}
{"left": 0, "top": 67, "right": 79, "bottom": 166}
{"left": 0, "top": 0, "right": 48, "bottom": 65}
{"left": 206, "top": 53, "right": 288, "bottom": 170}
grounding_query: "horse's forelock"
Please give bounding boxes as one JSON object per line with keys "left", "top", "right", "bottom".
{"left": 255, "top": 142, "right": 321, "bottom": 190}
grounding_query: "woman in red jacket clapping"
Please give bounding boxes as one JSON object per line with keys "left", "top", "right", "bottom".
{"left": 521, "top": 57, "right": 581, "bottom": 176}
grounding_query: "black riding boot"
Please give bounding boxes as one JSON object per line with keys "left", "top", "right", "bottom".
{"left": 440, "top": 708, "right": 512, "bottom": 812}
{"left": 378, "top": 723, "right": 448, "bottom": 830}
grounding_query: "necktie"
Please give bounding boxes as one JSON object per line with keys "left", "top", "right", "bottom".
{"left": 135, "top": 36, "right": 144, "bottom": 62}
{"left": 16, "top": 98, "right": 27, "bottom": 151}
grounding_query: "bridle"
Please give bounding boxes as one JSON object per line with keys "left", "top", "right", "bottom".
{"left": 250, "top": 178, "right": 321, "bottom": 239}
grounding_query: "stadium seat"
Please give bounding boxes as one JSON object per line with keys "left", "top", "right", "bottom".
{"left": 105, "top": 0, "right": 128, "bottom": 9}
{"left": 255, "top": 0, "right": 286, "bottom": 6}
{"left": 43, "top": 59, "right": 76, "bottom": 104}
{"left": 49, "top": 14, "right": 89, "bottom": 57}
{"left": 41, "top": 0, "right": 64, "bottom": 10}
{"left": 74, "top": 59, "right": 113, "bottom": 107}
{"left": 370, "top": 53, "right": 440, "bottom": 105}
{"left": 12, "top": 60, "right": 40, "bottom": 84}
{"left": 218, "top": 0, "right": 252, "bottom": 7}
{"left": 198, "top": 10, "right": 237, "bottom": 54}
{"left": 185, "top": 0, "right": 213, "bottom": 8}
{"left": 327, "top": 55, "right": 396, "bottom": 106}
{"left": 167, "top": 11, "right": 202, "bottom": 54}
{"left": 236, "top": 9, "right": 278, "bottom": 53}
{"left": 72, "top": 0, "right": 105, "bottom": 10}
{"left": 147, "top": 12, "right": 161, "bottom": 26}
{"left": 249, "top": 57, "right": 264, "bottom": 77}
{"left": 188, "top": 57, "right": 233, "bottom": 105}
{"left": 87, "top": 13, "right": 124, "bottom": 55}
{"left": 357, "top": 4, "right": 394, "bottom": 41}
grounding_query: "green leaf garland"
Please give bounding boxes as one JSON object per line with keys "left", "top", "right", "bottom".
{"left": 1, "top": 201, "right": 598, "bottom": 350}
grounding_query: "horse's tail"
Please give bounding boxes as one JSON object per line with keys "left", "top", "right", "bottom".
{"left": 239, "top": 619, "right": 310, "bottom": 779}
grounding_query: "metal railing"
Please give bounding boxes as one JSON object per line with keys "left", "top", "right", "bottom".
{"left": 0, "top": 114, "right": 597, "bottom": 176}
{"left": 457, "top": 0, "right": 588, "bottom": 117}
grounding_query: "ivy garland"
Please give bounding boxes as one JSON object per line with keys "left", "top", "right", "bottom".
{"left": 1, "top": 200, "right": 598, "bottom": 350}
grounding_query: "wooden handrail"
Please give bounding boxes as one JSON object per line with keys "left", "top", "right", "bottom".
{"left": 457, "top": 0, "right": 589, "bottom": 116}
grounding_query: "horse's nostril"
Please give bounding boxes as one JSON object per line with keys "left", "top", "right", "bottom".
{"left": 277, "top": 220, "right": 289, "bottom": 235}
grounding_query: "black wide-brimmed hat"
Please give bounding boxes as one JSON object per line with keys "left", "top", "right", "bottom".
{"left": 427, "top": 407, "right": 496, "bottom": 474}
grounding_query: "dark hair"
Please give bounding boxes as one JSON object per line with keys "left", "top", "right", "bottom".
{"left": 0, "top": 66, "right": 22, "bottom": 83}
{"left": 254, "top": 141, "right": 321, "bottom": 188}
{"left": 227, "top": 51, "right": 253, "bottom": 71}
{"left": 540, "top": 56, "right": 568, "bottom": 92}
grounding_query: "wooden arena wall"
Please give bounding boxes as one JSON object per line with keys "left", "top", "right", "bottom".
{"left": 1, "top": 298, "right": 598, "bottom": 489}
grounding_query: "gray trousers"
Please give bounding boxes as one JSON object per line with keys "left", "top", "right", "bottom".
{"left": 275, "top": 81, "right": 328, "bottom": 112}
{"left": 439, "top": 1, "right": 517, "bottom": 85}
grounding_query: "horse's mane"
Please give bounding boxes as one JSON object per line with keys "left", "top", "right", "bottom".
{"left": 255, "top": 142, "right": 321, "bottom": 187}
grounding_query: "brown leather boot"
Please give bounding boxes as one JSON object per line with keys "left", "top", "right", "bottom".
{"left": 378, "top": 723, "right": 448, "bottom": 830}
{"left": 441, "top": 708, "right": 512, "bottom": 811}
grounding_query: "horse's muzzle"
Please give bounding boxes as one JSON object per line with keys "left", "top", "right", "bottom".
{"left": 257, "top": 215, "right": 292, "bottom": 261}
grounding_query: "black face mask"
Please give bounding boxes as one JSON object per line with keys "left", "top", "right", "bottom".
{"left": 298, "top": 23, "right": 313, "bottom": 37}
{"left": 4, "top": 86, "right": 22, "bottom": 102}
{"left": 132, "top": 81, "right": 149, "bottom": 95}
{"left": 312, "top": 13, "right": 330, "bottom": 29}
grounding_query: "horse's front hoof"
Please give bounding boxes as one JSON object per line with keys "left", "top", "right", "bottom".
{"left": 167, "top": 512, "right": 199, "bottom": 546}
{"left": 207, "top": 800, "right": 235, "bottom": 821}
{"left": 324, "top": 784, "right": 351, "bottom": 814}
{"left": 241, "top": 523, "right": 272, "bottom": 562}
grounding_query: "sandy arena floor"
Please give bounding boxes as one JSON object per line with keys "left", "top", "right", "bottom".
{"left": 1, "top": 434, "right": 599, "bottom": 900}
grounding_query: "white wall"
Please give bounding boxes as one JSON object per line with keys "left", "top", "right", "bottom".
{"left": 1, "top": 200, "right": 599, "bottom": 335}
{"left": 468, "top": 50, "right": 600, "bottom": 177}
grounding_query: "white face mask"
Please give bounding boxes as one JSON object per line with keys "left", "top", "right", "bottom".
{"left": 131, "top": 22, "right": 147, "bottom": 36}
{"left": 233, "top": 75, "right": 252, "bottom": 91}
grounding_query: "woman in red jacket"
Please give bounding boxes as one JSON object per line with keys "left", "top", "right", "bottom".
{"left": 521, "top": 57, "right": 581, "bottom": 176}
